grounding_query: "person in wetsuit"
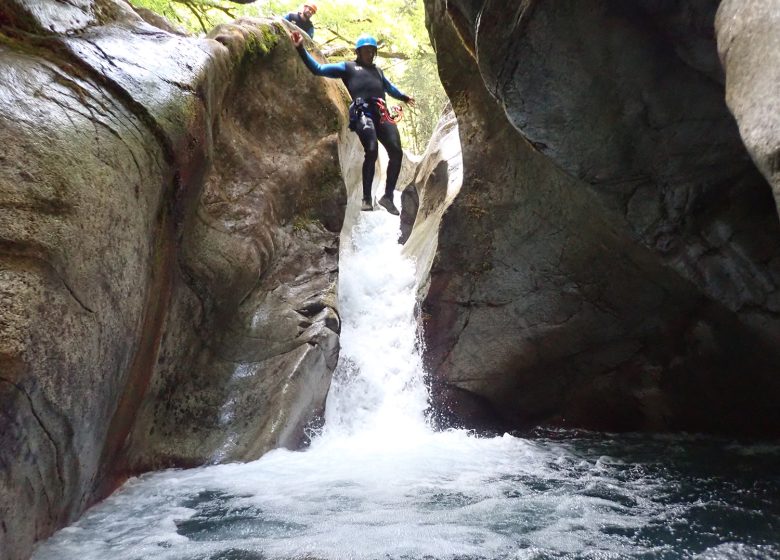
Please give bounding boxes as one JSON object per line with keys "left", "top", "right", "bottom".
{"left": 284, "top": 4, "right": 316, "bottom": 39}
{"left": 291, "top": 31, "right": 416, "bottom": 214}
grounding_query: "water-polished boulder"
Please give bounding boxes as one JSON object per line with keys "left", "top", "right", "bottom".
{"left": 422, "top": 0, "right": 780, "bottom": 437}
{"left": 0, "top": 2, "right": 347, "bottom": 558}
{"left": 717, "top": 0, "right": 780, "bottom": 215}
{"left": 401, "top": 107, "right": 462, "bottom": 282}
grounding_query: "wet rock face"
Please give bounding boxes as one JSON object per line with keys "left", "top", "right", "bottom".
{"left": 123, "top": 18, "right": 347, "bottom": 473}
{"left": 422, "top": 0, "right": 780, "bottom": 437}
{"left": 400, "top": 107, "right": 462, "bottom": 289}
{"left": 0, "top": 4, "right": 346, "bottom": 559}
{"left": 448, "top": 0, "right": 780, "bottom": 319}
{"left": 717, "top": 1, "right": 780, "bottom": 215}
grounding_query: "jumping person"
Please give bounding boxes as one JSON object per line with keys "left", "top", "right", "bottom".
{"left": 284, "top": 4, "right": 317, "bottom": 39}
{"left": 290, "top": 31, "right": 416, "bottom": 214}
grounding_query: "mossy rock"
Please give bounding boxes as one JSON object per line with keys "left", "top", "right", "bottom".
{"left": 209, "top": 18, "right": 283, "bottom": 65}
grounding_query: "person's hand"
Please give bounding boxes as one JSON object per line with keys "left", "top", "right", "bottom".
{"left": 291, "top": 30, "right": 304, "bottom": 47}
{"left": 406, "top": 96, "right": 416, "bottom": 108}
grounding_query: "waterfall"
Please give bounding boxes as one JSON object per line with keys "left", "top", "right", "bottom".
{"left": 319, "top": 210, "right": 430, "bottom": 443}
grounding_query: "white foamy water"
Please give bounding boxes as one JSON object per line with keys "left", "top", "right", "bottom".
{"left": 321, "top": 208, "right": 429, "bottom": 443}
{"left": 33, "top": 204, "right": 780, "bottom": 560}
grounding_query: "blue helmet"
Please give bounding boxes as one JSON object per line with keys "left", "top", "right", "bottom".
{"left": 355, "top": 34, "right": 378, "bottom": 50}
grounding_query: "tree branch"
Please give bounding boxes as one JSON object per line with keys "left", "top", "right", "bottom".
{"left": 170, "top": 0, "right": 240, "bottom": 30}
{"left": 174, "top": 0, "right": 209, "bottom": 33}
{"left": 322, "top": 45, "right": 410, "bottom": 60}
{"left": 324, "top": 26, "right": 352, "bottom": 44}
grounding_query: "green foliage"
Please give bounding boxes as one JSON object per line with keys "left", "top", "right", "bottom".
{"left": 129, "top": 0, "right": 448, "bottom": 154}
{"left": 395, "top": 54, "right": 447, "bottom": 154}
{"left": 129, "top": 0, "right": 259, "bottom": 32}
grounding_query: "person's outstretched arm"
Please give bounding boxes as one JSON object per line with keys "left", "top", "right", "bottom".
{"left": 291, "top": 31, "right": 345, "bottom": 78}
{"left": 382, "top": 75, "right": 416, "bottom": 107}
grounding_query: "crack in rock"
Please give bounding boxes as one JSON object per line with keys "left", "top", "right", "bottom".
{"left": 0, "top": 377, "right": 65, "bottom": 513}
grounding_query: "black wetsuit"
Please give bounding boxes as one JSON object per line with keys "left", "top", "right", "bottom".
{"left": 297, "top": 46, "right": 410, "bottom": 202}
{"left": 284, "top": 12, "right": 314, "bottom": 39}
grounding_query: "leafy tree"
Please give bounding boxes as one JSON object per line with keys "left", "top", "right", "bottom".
{"left": 129, "top": 0, "right": 448, "bottom": 154}
{"left": 128, "top": 0, "right": 252, "bottom": 32}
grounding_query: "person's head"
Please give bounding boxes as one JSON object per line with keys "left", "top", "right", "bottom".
{"left": 301, "top": 3, "right": 316, "bottom": 20}
{"left": 355, "top": 34, "right": 378, "bottom": 65}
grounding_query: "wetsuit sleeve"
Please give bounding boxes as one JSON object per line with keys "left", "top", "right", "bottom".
{"left": 382, "top": 75, "right": 410, "bottom": 103}
{"left": 296, "top": 46, "right": 346, "bottom": 78}
{"left": 283, "top": 13, "right": 293, "bottom": 22}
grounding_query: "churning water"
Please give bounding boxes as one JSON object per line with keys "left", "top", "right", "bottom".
{"left": 33, "top": 208, "right": 780, "bottom": 560}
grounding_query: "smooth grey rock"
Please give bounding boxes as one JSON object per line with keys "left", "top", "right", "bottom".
{"left": 399, "top": 185, "right": 419, "bottom": 244}
{"left": 401, "top": 107, "right": 463, "bottom": 290}
{"left": 0, "top": 23, "right": 174, "bottom": 559}
{"left": 717, "top": 0, "right": 780, "bottom": 215}
{"left": 462, "top": 0, "right": 780, "bottom": 323}
{"left": 422, "top": 0, "right": 780, "bottom": 437}
{"left": 0, "top": 5, "right": 347, "bottom": 560}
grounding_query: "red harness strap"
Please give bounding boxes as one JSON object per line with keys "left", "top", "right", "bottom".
{"left": 375, "top": 98, "right": 404, "bottom": 124}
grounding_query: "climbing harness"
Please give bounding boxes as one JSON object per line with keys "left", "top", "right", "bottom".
{"left": 348, "top": 97, "right": 373, "bottom": 131}
{"left": 375, "top": 98, "right": 403, "bottom": 125}
{"left": 349, "top": 97, "right": 403, "bottom": 130}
